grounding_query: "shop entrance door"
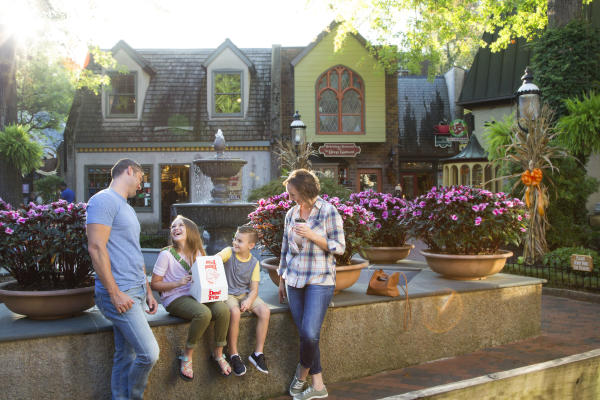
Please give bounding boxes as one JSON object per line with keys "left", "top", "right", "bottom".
{"left": 160, "top": 164, "right": 190, "bottom": 229}
{"left": 400, "top": 172, "right": 435, "bottom": 199}
{"left": 357, "top": 168, "right": 382, "bottom": 192}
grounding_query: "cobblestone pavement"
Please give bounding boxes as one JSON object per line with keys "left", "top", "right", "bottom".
{"left": 269, "top": 295, "right": 600, "bottom": 399}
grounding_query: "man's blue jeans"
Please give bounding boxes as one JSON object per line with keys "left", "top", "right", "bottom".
{"left": 95, "top": 285, "right": 160, "bottom": 400}
{"left": 286, "top": 284, "right": 334, "bottom": 375}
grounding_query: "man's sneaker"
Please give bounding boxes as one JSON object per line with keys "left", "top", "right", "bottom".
{"left": 289, "top": 374, "right": 308, "bottom": 396}
{"left": 249, "top": 352, "right": 269, "bottom": 374}
{"left": 293, "top": 385, "right": 328, "bottom": 400}
{"left": 229, "top": 354, "right": 246, "bottom": 376}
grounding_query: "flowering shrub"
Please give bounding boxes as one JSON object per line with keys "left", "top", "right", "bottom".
{"left": 349, "top": 190, "right": 408, "bottom": 247}
{"left": 248, "top": 192, "right": 374, "bottom": 265}
{"left": 0, "top": 198, "right": 93, "bottom": 290}
{"left": 402, "top": 186, "right": 527, "bottom": 255}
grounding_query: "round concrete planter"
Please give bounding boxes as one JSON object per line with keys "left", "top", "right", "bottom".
{"left": 0, "top": 281, "right": 95, "bottom": 320}
{"left": 420, "top": 250, "right": 513, "bottom": 280}
{"left": 360, "top": 244, "right": 415, "bottom": 264}
{"left": 261, "top": 257, "right": 369, "bottom": 294}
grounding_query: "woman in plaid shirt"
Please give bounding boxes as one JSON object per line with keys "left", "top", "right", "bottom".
{"left": 277, "top": 169, "right": 345, "bottom": 400}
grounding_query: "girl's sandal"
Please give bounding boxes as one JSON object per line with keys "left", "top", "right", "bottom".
{"left": 212, "top": 354, "right": 232, "bottom": 377}
{"left": 178, "top": 353, "right": 194, "bottom": 381}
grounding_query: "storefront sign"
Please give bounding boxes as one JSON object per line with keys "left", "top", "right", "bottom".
{"left": 571, "top": 254, "right": 593, "bottom": 272}
{"left": 318, "top": 143, "right": 361, "bottom": 157}
{"left": 447, "top": 119, "right": 469, "bottom": 143}
{"left": 435, "top": 135, "right": 451, "bottom": 148}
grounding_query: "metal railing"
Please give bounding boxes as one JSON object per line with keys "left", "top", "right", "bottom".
{"left": 504, "top": 262, "right": 600, "bottom": 292}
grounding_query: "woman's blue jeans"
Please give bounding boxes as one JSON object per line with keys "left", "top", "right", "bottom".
{"left": 95, "top": 285, "right": 160, "bottom": 400}
{"left": 286, "top": 284, "right": 334, "bottom": 375}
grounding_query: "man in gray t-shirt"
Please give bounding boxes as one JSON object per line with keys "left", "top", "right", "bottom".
{"left": 87, "top": 159, "right": 159, "bottom": 400}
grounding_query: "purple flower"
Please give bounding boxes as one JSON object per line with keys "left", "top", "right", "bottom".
{"left": 412, "top": 210, "right": 422, "bottom": 217}
{"left": 472, "top": 205, "right": 479, "bottom": 212}
{"left": 451, "top": 214, "right": 458, "bottom": 221}
{"left": 475, "top": 217, "right": 482, "bottom": 226}
{"left": 375, "top": 223, "right": 382, "bottom": 229}
{"left": 418, "top": 201, "right": 426, "bottom": 208}
{"left": 382, "top": 211, "right": 389, "bottom": 220}
{"left": 16, "top": 217, "right": 27, "bottom": 224}
{"left": 4, "top": 227, "right": 13, "bottom": 234}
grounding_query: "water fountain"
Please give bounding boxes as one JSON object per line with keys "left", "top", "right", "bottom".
{"left": 172, "top": 130, "right": 256, "bottom": 254}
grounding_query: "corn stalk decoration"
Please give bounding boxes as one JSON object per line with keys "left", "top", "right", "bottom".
{"left": 274, "top": 140, "right": 318, "bottom": 172}
{"left": 498, "top": 104, "right": 570, "bottom": 264}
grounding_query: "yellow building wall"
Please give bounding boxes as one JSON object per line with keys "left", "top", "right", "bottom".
{"left": 294, "top": 27, "right": 386, "bottom": 143}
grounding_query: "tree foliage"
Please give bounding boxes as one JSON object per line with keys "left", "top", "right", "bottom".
{"left": 0, "top": 124, "right": 44, "bottom": 176}
{"left": 325, "top": 0, "right": 593, "bottom": 75}
{"left": 556, "top": 91, "right": 600, "bottom": 158}
{"left": 530, "top": 20, "right": 600, "bottom": 119}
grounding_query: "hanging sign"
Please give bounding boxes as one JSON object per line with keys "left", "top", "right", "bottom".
{"left": 571, "top": 254, "right": 593, "bottom": 272}
{"left": 435, "top": 135, "right": 451, "bottom": 148}
{"left": 447, "top": 119, "right": 469, "bottom": 143}
{"left": 318, "top": 143, "right": 361, "bottom": 157}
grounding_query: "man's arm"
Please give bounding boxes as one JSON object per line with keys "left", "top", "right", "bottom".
{"left": 87, "top": 223, "right": 134, "bottom": 313}
{"left": 142, "top": 264, "right": 158, "bottom": 314}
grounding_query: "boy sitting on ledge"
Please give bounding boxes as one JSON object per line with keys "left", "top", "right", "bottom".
{"left": 216, "top": 225, "right": 271, "bottom": 376}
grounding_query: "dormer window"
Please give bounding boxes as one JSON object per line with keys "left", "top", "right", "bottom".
{"left": 213, "top": 70, "right": 243, "bottom": 116}
{"left": 107, "top": 71, "right": 137, "bottom": 117}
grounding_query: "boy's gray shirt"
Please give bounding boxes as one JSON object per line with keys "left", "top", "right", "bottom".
{"left": 86, "top": 188, "right": 146, "bottom": 292}
{"left": 222, "top": 247, "right": 259, "bottom": 296}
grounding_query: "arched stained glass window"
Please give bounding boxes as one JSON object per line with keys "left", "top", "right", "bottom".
{"left": 316, "top": 66, "right": 364, "bottom": 134}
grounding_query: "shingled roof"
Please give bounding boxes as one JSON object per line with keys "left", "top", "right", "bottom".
{"left": 72, "top": 46, "right": 272, "bottom": 145}
{"left": 397, "top": 76, "right": 457, "bottom": 158}
{"left": 442, "top": 133, "right": 488, "bottom": 162}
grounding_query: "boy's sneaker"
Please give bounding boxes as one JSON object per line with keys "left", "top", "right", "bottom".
{"left": 249, "top": 352, "right": 269, "bottom": 374}
{"left": 229, "top": 354, "right": 246, "bottom": 376}
{"left": 289, "top": 374, "right": 308, "bottom": 396}
{"left": 293, "top": 385, "right": 328, "bottom": 400}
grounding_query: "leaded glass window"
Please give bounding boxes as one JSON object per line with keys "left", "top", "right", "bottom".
{"left": 316, "top": 65, "right": 364, "bottom": 134}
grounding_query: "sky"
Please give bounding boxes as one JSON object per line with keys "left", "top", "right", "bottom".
{"left": 1, "top": 0, "right": 347, "bottom": 62}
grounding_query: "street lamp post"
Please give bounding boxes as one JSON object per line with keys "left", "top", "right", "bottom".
{"left": 515, "top": 67, "right": 542, "bottom": 132}
{"left": 290, "top": 110, "right": 306, "bottom": 146}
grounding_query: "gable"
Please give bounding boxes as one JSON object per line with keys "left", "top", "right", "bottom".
{"left": 293, "top": 26, "right": 386, "bottom": 143}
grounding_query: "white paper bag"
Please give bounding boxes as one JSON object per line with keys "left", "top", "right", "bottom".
{"left": 190, "top": 256, "right": 228, "bottom": 303}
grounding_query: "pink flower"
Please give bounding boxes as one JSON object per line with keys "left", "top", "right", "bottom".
{"left": 517, "top": 215, "right": 523, "bottom": 221}
{"left": 4, "top": 227, "right": 13, "bottom": 234}
{"left": 520, "top": 227, "right": 527, "bottom": 232}
{"left": 475, "top": 217, "right": 482, "bottom": 226}
{"left": 451, "top": 214, "right": 458, "bottom": 221}
{"left": 472, "top": 205, "right": 479, "bottom": 212}
{"left": 16, "top": 217, "right": 27, "bottom": 224}
{"left": 54, "top": 207, "right": 66, "bottom": 213}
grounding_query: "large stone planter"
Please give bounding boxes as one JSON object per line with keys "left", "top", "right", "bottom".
{"left": 0, "top": 281, "right": 95, "bottom": 320}
{"left": 261, "top": 257, "right": 369, "bottom": 294}
{"left": 420, "top": 250, "right": 513, "bottom": 280}
{"left": 360, "top": 244, "right": 415, "bottom": 264}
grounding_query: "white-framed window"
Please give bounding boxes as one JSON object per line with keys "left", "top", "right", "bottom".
{"left": 106, "top": 71, "right": 137, "bottom": 117}
{"left": 212, "top": 70, "right": 243, "bottom": 116}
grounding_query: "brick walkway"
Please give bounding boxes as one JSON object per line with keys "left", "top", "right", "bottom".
{"left": 270, "top": 295, "right": 600, "bottom": 399}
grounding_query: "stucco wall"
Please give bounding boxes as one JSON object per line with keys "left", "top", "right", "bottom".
{"left": 469, "top": 104, "right": 513, "bottom": 150}
{"left": 75, "top": 150, "right": 270, "bottom": 229}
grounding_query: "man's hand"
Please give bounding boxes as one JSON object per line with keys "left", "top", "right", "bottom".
{"left": 278, "top": 279, "right": 287, "bottom": 304}
{"left": 111, "top": 290, "right": 134, "bottom": 313}
{"left": 146, "top": 291, "right": 158, "bottom": 315}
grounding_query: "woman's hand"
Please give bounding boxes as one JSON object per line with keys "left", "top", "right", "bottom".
{"left": 293, "top": 224, "right": 314, "bottom": 241}
{"left": 278, "top": 279, "right": 287, "bottom": 304}
{"left": 177, "top": 274, "right": 192, "bottom": 287}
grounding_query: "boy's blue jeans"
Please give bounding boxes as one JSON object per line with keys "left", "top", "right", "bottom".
{"left": 286, "top": 284, "right": 334, "bottom": 375}
{"left": 95, "top": 285, "right": 160, "bottom": 400}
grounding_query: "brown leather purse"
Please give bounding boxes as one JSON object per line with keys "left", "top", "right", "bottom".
{"left": 367, "top": 269, "right": 400, "bottom": 297}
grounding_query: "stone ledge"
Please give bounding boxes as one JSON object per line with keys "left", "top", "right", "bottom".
{"left": 0, "top": 269, "right": 543, "bottom": 400}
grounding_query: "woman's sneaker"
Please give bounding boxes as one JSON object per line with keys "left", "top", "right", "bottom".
{"left": 289, "top": 374, "right": 308, "bottom": 396}
{"left": 293, "top": 385, "right": 328, "bottom": 400}
{"left": 229, "top": 354, "right": 246, "bottom": 376}
{"left": 249, "top": 352, "right": 269, "bottom": 374}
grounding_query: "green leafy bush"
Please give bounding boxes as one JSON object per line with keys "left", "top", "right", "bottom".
{"left": 543, "top": 247, "right": 599, "bottom": 269}
{"left": 34, "top": 175, "right": 63, "bottom": 202}
{"left": 556, "top": 91, "right": 600, "bottom": 159}
{"left": 140, "top": 232, "right": 169, "bottom": 249}
{"left": 248, "top": 175, "right": 350, "bottom": 202}
{"left": 0, "top": 124, "right": 43, "bottom": 176}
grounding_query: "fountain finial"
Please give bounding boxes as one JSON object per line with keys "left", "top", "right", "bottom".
{"left": 214, "top": 129, "right": 226, "bottom": 158}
